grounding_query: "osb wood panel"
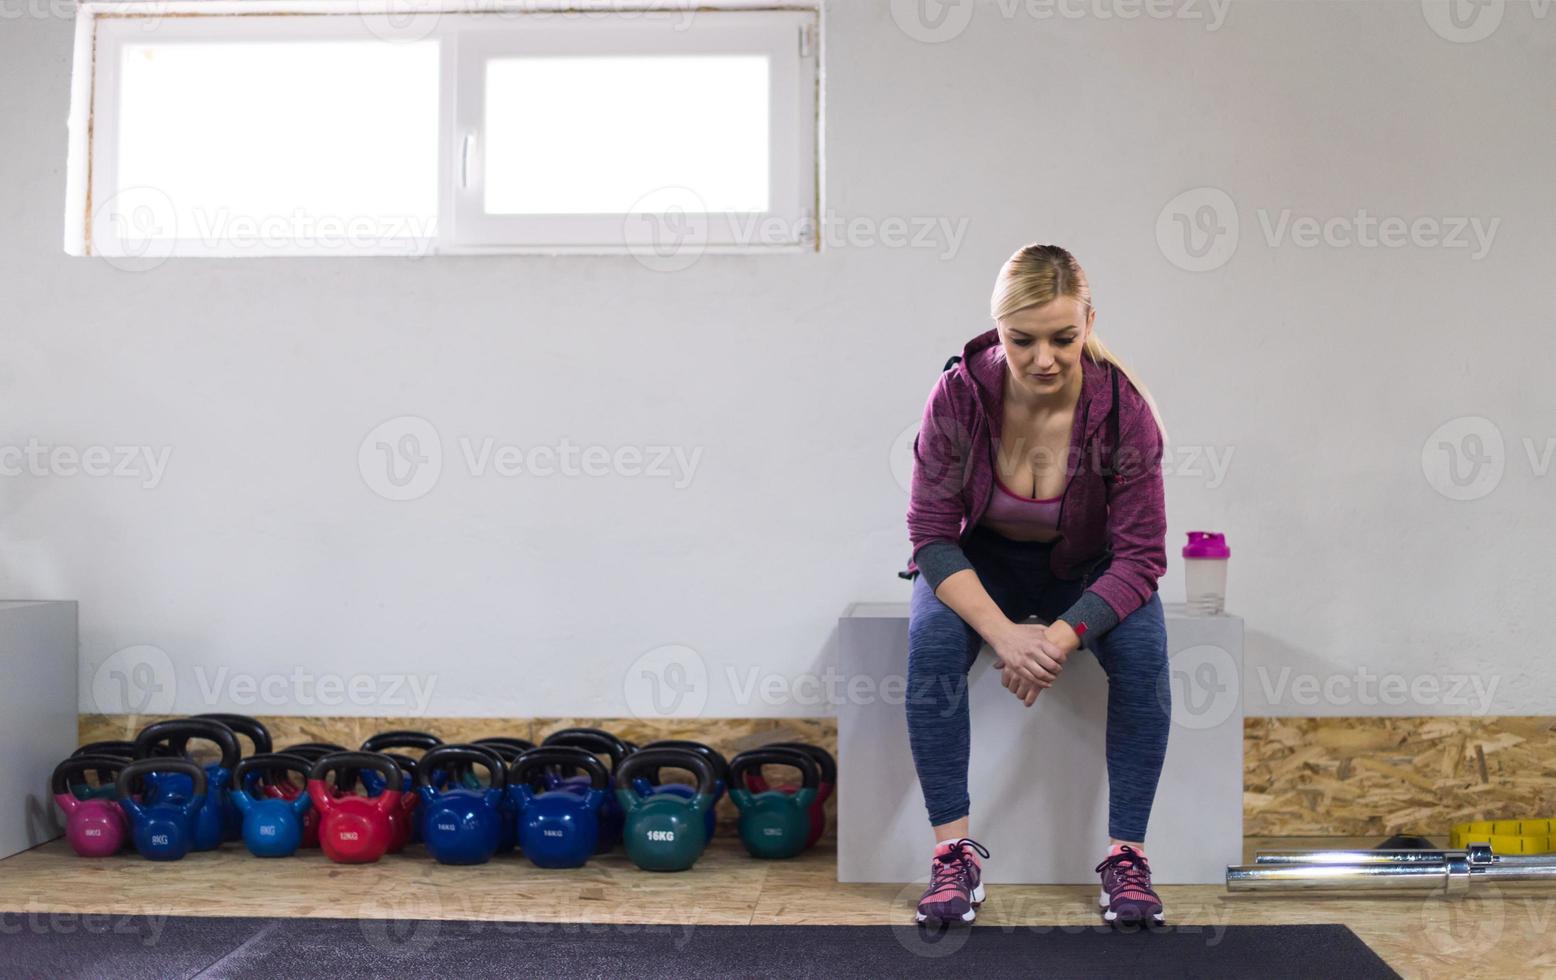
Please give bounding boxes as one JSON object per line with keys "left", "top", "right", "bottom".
{"left": 1245, "top": 717, "right": 1556, "bottom": 837}
{"left": 78, "top": 715, "right": 837, "bottom": 837}
{"left": 86, "top": 713, "right": 1556, "bottom": 838}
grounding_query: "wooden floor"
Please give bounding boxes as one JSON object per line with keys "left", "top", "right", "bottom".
{"left": 1, "top": 835, "right": 1551, "bottom": 978}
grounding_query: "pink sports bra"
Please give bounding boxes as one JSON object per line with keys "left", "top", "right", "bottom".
{"left": 981, "top": 473, "right": 1062, "bottom": 531}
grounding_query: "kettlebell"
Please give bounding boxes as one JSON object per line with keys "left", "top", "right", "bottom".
{"left": 116, "top": 758, "right": 206, "bottom": 861}
{"left": 415, "top": 745, "right": 507, "bottom": 865}
{"left": 540, "top": 728, "right": 631, "bottom": 852}
{"left": 230, "top": 753, "right": 312, "bottom": 857}
{"left": 616, "top": 747, "right": 715, "bottom": 872}
{"left": 741, "top": 742, "right": 835, "bottom": 849}
{"left": 632, "top": 740, "right": 728, "bottom": 844}
{"left": 133, "top": 718, "right": 240, "bottom": 851}
{"left": 728, "top": 747, "right": 819, "bottom": 859}
{"left": 52, "top": 755, "right": 130, "bottom": 856}
{"left": 308, "top": 752, "right": 403, "bottom": 864}
{"left": 509, "top": 747, "right": 608, "bottom": 868}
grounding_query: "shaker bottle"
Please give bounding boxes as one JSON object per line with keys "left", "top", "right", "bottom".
{"left": 1183, "top": 531, "right": 1230, "bottom": 614}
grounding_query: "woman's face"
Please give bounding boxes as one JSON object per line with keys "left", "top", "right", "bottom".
{"left": 998, "top": 297, "right": 1094, "bottom": 397}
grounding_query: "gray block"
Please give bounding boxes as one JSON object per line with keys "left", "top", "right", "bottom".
{"left": 837, "top": 601, "right": 1243, "bottom": 884}
{"left": 0, "top": 600, "right": 78, "bottom": 859}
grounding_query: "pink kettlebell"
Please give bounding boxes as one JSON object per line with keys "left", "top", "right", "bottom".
{"left": 53, "top": 755, "right": 131, "bottom": 857}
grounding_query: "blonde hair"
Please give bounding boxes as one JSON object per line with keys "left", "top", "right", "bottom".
{"left": 990, "top": 243, "right": 1167, "bottom": 440}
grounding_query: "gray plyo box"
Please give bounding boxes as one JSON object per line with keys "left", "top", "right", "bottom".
{"left": 0, "top": 600, "right": 78, "bottom": 859}
{"left": 837, "top": 601, "right": 1243, "bottom": 884}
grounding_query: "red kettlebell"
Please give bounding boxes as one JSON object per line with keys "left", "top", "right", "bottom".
{"left": 307, "top": 752, "right": 403, "bottom": 864}
{"left": 742, "top": 742, "right": 835, "bottom": 849}
{"left": 53, "top": 755, "right": 131, "bottom": 856}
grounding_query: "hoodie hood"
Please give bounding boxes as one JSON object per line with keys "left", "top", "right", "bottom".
{"left": 956, "top": 328, "right": 1119, "bottom": 441}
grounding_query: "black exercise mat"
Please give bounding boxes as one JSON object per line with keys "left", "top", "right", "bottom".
{"left": 0, "top": 914, "right": 1400, "bottom": 979}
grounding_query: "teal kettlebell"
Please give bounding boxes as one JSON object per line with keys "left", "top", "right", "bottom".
{"left": 615, "top": 748, "right": 714, "bottom": 872}
{"left": 728, "top": 747, "right": 819, "bottom": 859}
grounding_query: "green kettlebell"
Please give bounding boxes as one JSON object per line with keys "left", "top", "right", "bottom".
{"left": 615, "top": 748, "right": 714, "bottom": 872}
{"left": 728, "top": 747, "right": 819, "bottom": 859}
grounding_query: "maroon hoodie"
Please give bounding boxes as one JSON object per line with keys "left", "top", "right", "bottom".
{"left": 902, "top": 328, "right": 1167, "bottom": 640}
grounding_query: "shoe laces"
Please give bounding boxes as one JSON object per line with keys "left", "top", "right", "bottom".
{"left": 1094, "top": 844, "right": 1153, "bottom": 888}
{"left": 930, "top": 838, "right": 990, "bottom": 890}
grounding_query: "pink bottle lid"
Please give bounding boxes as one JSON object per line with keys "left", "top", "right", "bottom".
{"left": 1183, "top": 531, "right": 1230, "bottom": 559}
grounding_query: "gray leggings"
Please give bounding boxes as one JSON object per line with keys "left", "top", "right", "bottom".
{"left": 905, "top": 524, "right": 1171, "bottom": 842}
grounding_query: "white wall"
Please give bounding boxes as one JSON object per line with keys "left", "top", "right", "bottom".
{"left": 3, "top": 1, "right": 1553, "bottom": 719}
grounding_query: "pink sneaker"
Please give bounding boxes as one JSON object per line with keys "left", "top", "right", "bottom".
{"left": 1095, "top": 843, "right": 1165, "bottom": 926}
{"left": 915, "top": 838, "right": 990, "bottom": 925}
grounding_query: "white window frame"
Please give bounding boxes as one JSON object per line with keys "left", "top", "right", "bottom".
{"left": 65, "top": 1, "right": 822, "bottom": 258}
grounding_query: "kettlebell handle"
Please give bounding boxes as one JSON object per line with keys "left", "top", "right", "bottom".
{"left": 116, "top": 757, "right": 206, "bottom": 801}
{"left": 133, "top": 718, "right": 241, "bottom": 772}
{"left": 728, "top": 747, "right": 821, "bottom": 791}
{"left": 181, "top": 714, "right": 272, "bottom": 755}
{"left": 310, "top": 751, "right": 403, "bottom": 793}
{"left": 511, "top": 746, "right": 609, "bottom": 791}
{"left": 416, "top": 745, "right": 507, "bottom": 790}
{"left": 615, "top": 747, "right": 716, "bottom": 798}
{"left": 360, "top": 730, "right": 442, "bottom": 754}
{"left": 641, "top": 740, "right": 729, "bottom": 786}
{"left": 52, "top": 754, "right": 129, "bottom": 798}
{"left": 752, "top": 742, "right": 835, "bottom": 785}
{"left": 540, "top": 728, "right": 630, "bottom": 769}
{"left": 233, "top": 752, "right": 313, "bottom": 792}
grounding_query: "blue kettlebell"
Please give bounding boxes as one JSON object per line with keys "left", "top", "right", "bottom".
{"left": 510, "top": 747, "right": 607, "bottom": 868}
{"left": 229, "top": 753, "right": 312, "bottom": 857}
{"left": 470, "top": 739, "right": 534, "bottom": 854}
{"left": 616, "top": 748, "right": 715, "bottom": 872}
{"left": 540, "top": 729, "right": 630, "bottom": 852}
{"left": 133, "top": 718, "right": 240, "bottom": 852}
{"left": 631, "top": 740, "right": 728, "bottom": 845}
{"left": 116, "top": 758, "right": 206, "bottom": 861}
{"left": 416, "top": 745, "right": 507, "bottom": 865}
{"left": 169, "top": 714, "right": 273, "bottom": 841}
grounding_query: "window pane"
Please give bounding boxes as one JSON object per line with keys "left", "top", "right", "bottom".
{"left": 115, "top": 40, "right": 439, "bottom": 243}
{"left": 483, "top": 55, "right": 770, "bottom": 215}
